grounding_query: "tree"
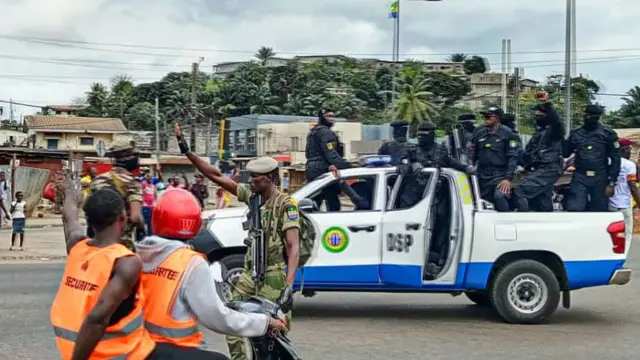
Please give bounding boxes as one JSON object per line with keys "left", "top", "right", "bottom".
{"left": 125, "top": 102, "right": 155, "bottom": 130}
{"left": 448, "top": 53, "right": 467, "bottom": 63}
{"left": 463, "top": 56, "right": 489, "bottom": 75}
{"left": 255, "top": 46, "right": 276, "bottom": 65}
{"left": 83, "top": 83, "right": 109, "bottom": 117}
{"left": 618, "top": 86, "right": 640, "bottom": 128}
{"left": 391, "top": 70, "right": 439, "bottom": 136}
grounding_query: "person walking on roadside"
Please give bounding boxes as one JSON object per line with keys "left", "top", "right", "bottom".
{"left": 9, "top": 191, "right": 26, "bottom": 251}
{"left": 609, "top": 138, "right": 640, "bottom": 255}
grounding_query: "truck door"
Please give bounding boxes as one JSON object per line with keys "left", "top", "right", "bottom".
{"left": 301, "top": 173, "right": 384, "bottom": 285}
{"left": 379, "top": 168, "right": 439, "bottom": 287}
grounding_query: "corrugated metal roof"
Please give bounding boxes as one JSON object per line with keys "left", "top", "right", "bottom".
{"left": 24, "top": 115, "right": 126, "bottom": 132}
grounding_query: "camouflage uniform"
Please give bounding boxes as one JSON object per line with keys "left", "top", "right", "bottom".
{"left": 226, "top": 183, "right": 299, "bottom": 360}
{"left": 89, "top": 167, "right": 143, "bottom": 251}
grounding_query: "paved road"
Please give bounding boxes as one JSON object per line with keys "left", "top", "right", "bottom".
{"left": 2, "top": 230, "right": 640, "bottom": 359}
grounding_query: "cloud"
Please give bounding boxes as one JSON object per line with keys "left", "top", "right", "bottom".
{"left": 0, "top": 0, "right": 639, "bottom": 118}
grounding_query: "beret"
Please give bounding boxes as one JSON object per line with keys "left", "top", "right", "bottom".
{"left": 619, "top": 138, "right": 633, "bottom": 148}
{"left": 585, "top": 104, "right": 603, "bottom": 115}
{"left": 417, "top": 121, "right": 437, "bottom": 132}
{"left": 246, "top": 156, "right": 278, "bottom": 174}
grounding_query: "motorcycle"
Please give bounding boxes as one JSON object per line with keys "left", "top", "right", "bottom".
{"left": 210, "top": 262, "right": 301, "bottom": 360}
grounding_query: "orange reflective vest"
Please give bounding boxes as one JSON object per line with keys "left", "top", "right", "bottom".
{"left": 141, "top": 247, "right": 205, "bottom": 347}
{"left": 50, "top": 239, "right": 155, "bottom": 360}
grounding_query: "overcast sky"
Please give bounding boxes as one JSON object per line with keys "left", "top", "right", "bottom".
{"left": 1, "top": 0, "right": 639, "bottom": 120}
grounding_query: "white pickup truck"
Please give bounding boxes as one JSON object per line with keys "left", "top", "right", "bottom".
{"left": 192, "top": 164, "right": 631, "bottom": 324}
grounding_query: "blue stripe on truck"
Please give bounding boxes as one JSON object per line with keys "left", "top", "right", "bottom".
{"left": 292, "top": 259, "right": 625, "bottom": 292}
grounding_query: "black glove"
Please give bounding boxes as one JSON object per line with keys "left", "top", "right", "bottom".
{"left": 176, "top": 132, "right": 190, "bottom": 154}
{"left": 277, "top": 284, "right": 294, "bottom": 312}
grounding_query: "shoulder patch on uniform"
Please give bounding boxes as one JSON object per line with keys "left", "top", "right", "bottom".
{"left": 509, "top": 140, "right": 518, "bottom": 148}
{"left": 286, "top": 204, "right": 298, "bottom": 220}
{"left": 614, "top": 142, "right": 620, "bottom": 148}
{"left": 326, "top": 142, "right": 334, "bottom": 150}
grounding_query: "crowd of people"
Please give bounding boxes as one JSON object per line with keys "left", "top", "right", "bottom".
{"left": 46, "top": 96, "right": 640, "bottom": 359}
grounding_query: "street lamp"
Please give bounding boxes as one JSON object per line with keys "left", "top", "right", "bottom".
{"left": 390, "top": 0, "right": 443, "bottom": 122}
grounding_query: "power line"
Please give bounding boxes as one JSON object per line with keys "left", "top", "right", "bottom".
{"left": 5, "top": 34, "right": 640, "bottom": 57}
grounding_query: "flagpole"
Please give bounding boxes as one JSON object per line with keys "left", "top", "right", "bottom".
{"left": 390, "top": 1, "right": 400, "bottom": 123}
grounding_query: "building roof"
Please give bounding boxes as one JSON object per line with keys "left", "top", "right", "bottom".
{"left": 42, "top": 105, "right": 86, "bottom": 112}
{"left": 24, "top": 115, "right": 127, "bottom": 132}
{"left": 226, "top": 114, "right": 347, "bottom": 130}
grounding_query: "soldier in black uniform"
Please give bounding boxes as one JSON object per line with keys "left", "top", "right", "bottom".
{"left": 512, "top": 95, "right": 565, "bottom": 211}
{"left": 446, "top": 113, "right": 477, "bottom": 155}
{"left": 501, "top": 113, "right": 524, "bottom": 166}
{"left": 305, "top": 109, "right": 351, "bottom": 211}
{"left": 416, "top": 121, "right": 472, "bottom": 172}
{"left": 379, "top": 121, "right": 421, "bottom": 209}
{"left": 469, "top": 107, "right": 520, "bottom": 211}
{"left": 563, "top": 104, "right": 621, "bottom": 212}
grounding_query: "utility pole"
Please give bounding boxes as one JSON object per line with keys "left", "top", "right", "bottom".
{"left": 501, "top": 39, "right": 507, "bottom": 110}
{"left": 9, "top": 99, "right": 14, "bottom": 123}
{"left": 206, "top": 116, "right": 213, "bottom": 156}
{"left": 564, "top": 0, "right": 572, "bottom": 135}
{"left": 189, "top": 57, "right": 204, "bottom": 152}
{"left": 570, "top": 0, "right": 577, "bottom": 77}
{"left": 154, "top": 97, "right": 160, "bottom": 160}
{"left": 514, "top": 67, "right": 521, "bottom": 130}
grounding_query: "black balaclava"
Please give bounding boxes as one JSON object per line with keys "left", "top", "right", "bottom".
{"left": 457, "top": 113, "right": 476, "bottom": 133}
{"left": 532, "top": 104, "right": 549, "bottom": 128}
{"left": 583, "top": 104, "right": 603, "bottom": 131}
{"left": 318, "top": 108, "right": 335, "bottom": 128}
{"left": 391, "top": 122, "right": 409, "bottom": 142}
{"left": 114, "top": 152, "right": 140, "bottom": 171}
{"left": 417, "top": 121, "right": 437, "bottom": 149}
{"left": 502, "top": 113, "right": 517, "bottom": 132}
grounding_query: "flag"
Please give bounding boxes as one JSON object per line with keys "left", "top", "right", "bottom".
{"left": 389, "top": 1, "right": 399, "bottom": 19}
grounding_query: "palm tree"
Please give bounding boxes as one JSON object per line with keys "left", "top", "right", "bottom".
{"left": 85, "top": 83, "right": 108, "bottom": 117}
{"left": 391, "top": 71, "right": 439, "bottom": 135}
{"left": 619, "top": 86, "right": 640, "bottom": 127}
{"left": 166, "top": 90, "right": 203, "bottom": 150}
{"left": 255, "top": 46, "right": 276, "bottom": 65}
{"left": 283, "top": 95, "right": 306, "bottom": 115}
{"left": 250, "top": 84, "right": 281, "bottom": 114}
{"left": 448, "top": 53, "right": 467, "bottom": 63}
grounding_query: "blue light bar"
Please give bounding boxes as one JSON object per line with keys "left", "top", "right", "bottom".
{"left": 361, "top": 155, "right": 392, "bottom": 167}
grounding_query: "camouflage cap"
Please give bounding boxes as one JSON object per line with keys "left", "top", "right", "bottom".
{"left": 246, "top": 157, "right": 278, "bottom": 174}
{"left": 108, "top": 138, "right": 136, "bottom": 154}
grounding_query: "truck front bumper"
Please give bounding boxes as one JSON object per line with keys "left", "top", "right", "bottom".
{"left": 609, "top": 268, "right": 632, "bottom": 285}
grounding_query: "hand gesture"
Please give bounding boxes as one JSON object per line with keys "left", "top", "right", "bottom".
{"left": 174, "top": 123, "right": 190, "bottom": 154}
{"left": 536, "top": 91, "right": 549, "bottom": 102}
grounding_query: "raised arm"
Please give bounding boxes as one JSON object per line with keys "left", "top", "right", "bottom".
{"left": 57, "top": 174, "right": 86, "bottom": 254}
{"left": 175, "top": 124, "right": 239, "bottom": 196}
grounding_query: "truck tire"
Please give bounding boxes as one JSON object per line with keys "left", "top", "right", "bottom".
{"left": 220, "top": 254, "right": 246, "bottom": 302}
{"left": 464, "top": 292, "right": 491, "bottom": 307}
{"left": 489, "top": 259, "right": 560, "bottom": 324}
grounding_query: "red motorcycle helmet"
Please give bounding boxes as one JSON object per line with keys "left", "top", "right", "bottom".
{"left": 151, "top": 188, "right": 202, "bottom": 240}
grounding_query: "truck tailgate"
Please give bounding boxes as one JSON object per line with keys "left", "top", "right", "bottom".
{"left": 468, "top": 211, "right": 627, "bottom": 290}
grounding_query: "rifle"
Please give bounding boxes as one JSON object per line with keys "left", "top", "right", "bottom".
{"left": 451, "top": 125, "right": 484, "bottom": 211}
{"left": 243, "top": 194, "right": 266, "bottom": 292}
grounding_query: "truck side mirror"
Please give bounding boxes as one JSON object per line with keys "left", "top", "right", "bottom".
{"left": 299, "top": 198, "right": 317, "bottom": 213}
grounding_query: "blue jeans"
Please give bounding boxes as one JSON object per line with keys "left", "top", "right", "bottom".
{"left": 142, "top": 206, "right": 153, "bottom": 235}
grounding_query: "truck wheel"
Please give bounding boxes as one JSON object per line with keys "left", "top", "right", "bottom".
{"left": 489, "top": 259, "right": 560, "bottom": 324}
{"left": 220, "top": 254, "right": 245, "bottom": 302}
{"left": 464, "top": 292, "right": 491, "bottom": 307}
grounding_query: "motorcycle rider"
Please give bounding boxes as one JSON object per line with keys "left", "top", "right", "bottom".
{"left": 137, "top": 189, "right": 288, "bottom": 359}
{"left": 563, "top": 104, "right": 621, "bottom": 211}
{"left": 305, "top": 109, "right": 351, "bottom": 211}
{"left": 468, "top": 107, "right": 520, "bottom": 211}
{"left": 512, "top": 92, "right": 565, "bottom": 211}
{"left": 174, "top": 124, "right": 299, "bottom": 360}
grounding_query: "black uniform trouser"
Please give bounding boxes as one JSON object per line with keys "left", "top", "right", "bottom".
{"left": 307, "top": 164, "right": 341, "bottom": 212}
{"left": 512, "top": 165, "right": 561, "bottom": 212}
{"left": 565, "top": 172, "right": 609, "bottom": 212}
{"left": 478, "top": 172, "right": 510, "bottom": 212}
{"left": 148, "top": 343, "right": 229, "bottom": 359}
